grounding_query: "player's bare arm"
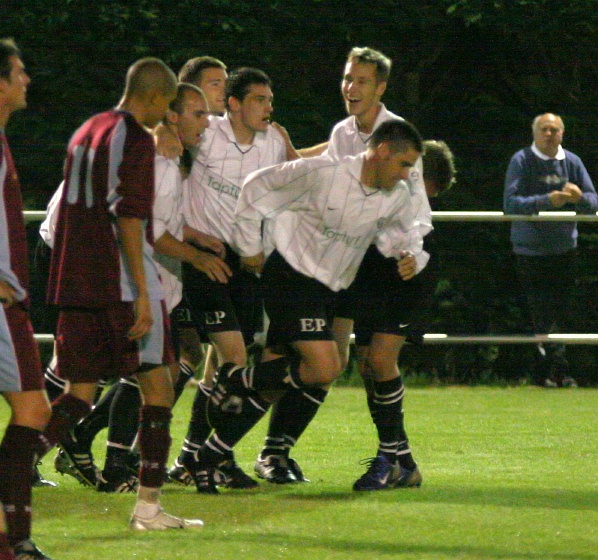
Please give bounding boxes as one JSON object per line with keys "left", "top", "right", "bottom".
{"left": 0, "top": 279, "right": 16, "bottom": 307}
{"left": 183, "top": 225, "right": 226, "bottom": 258}
{"left": 297, "top": 141, "right": 329, "bottom": 158}
{"left": 154, "top": 122, "right": 183, "bottom": 159}
{"left": 154, "top": 230, "right": 232, "bottom": 283}
{"left": 271, "top": 121, "right": 301, "bottom": 161}
{"left": 116, "top": 216, "right": 153, "bottom": 340}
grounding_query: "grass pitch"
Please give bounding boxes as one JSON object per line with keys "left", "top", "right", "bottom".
{"left": 5, "top": 385, "right": 597, "bottom": 559}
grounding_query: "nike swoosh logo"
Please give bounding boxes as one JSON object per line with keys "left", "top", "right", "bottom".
{"left": 399, "top": 323, "right": 410, "bottom": 328}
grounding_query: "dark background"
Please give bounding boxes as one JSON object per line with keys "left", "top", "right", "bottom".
{"left": 3, "top": 0, "right": 597, "bottom": 384}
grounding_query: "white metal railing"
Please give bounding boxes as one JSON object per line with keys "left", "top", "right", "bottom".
{"left": 25, "top": 210, "right": 598, "bottom": 345}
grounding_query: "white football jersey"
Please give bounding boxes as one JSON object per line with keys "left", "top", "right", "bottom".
{"left": 234, "top": 154, "right": 422, "bottom": 292}
{"left": 183, "top": 114, "right": 287, "bottom": 249}
{"left": 152, "top": 155, "right": 185, "bottom": 313}
{"left": 325, "top": 103, "right": 432, "bottom": 271}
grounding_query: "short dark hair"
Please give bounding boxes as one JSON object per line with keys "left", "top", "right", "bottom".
{"left": 178, "top": 56, "right": 226, "bottom": 85}
{"left": 422, "top": 140, "right": 456, "bottom": 194}
{"left": 0, "top": 38, "right": 21, "bottom": 81}
{"left": 124, "top": 57, "right": 177, "bottom": 99}
{"left": 169, "top": 82, "right": 205, "bottom": 114}
{"left": 369, "top": 119, "right": 423, "bottom": 154}
{"left": 347, "top": 47, "right": 392, "bottom": 83}
{"left": 225, "top": 67, "right": 271, "bottom": 108}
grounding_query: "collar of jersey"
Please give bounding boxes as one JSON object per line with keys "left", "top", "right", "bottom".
{"left": 218, "top": 113, "right": 266, "bottom": 152}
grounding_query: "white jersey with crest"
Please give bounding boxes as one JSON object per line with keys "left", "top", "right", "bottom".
{"left": 325, "top": 103, "right": 432, "bottom": 270}
{"left": 183, "top": 114, "right": 287, "bottom": 249}
{"left": 234, "top": 154, "right": 423, "bottom": 292}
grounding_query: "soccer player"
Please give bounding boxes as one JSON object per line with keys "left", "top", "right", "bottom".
{"left": 205, "top": 119, "right": 424, "bottom": 490}
{"left": 90, "top": 82, "right": 231, "bottom": 492}
{"left": 255, "top": 47, "right": 433, "bottom": 489}
{"left": 178, "top": 56, "right": 228, "bottom": 116}
{"left": 0, "top": 38, "right": 53, "bottom": 560}
{"left": 41, "top": 57, "right": 203, "bottom": 530}
{"left": 169, "top": 67, "right": 298, "bottom": 493}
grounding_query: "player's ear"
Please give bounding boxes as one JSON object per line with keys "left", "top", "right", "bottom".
{"left": 375, "top": 141, "right": 391, "bottom": 160}
{"left": 376, "top": 80, "right": 387, "bottom": 99}
{"left": 228, "top": 96, "right": 241, "bottom": 113}
{"left": 165, "top": 109, "right": 179, "bottom": 125}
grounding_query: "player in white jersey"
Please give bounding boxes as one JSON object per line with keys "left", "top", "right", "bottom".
{"left": 256, "top": 47, "right": 433, "bottom": 488}
{"left": 204, "top": 120, "right": 424, "bottom": 488}
{"left": 172, "top": 67, "right": 299, "bottom": 493}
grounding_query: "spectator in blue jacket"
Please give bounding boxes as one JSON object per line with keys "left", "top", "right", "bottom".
{"left": 504, "top": 112, "right": 598, "bottom": 387}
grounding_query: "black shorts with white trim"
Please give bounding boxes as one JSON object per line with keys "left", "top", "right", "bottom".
{"left": 262, "top": 250, "right": 336, "bottom": 348}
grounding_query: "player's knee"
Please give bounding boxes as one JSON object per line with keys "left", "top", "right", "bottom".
{"left": 365, "top": 352, "right": 397, "bottom": 380}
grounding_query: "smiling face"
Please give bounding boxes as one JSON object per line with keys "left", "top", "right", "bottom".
{"left": 1, "top": 56, "right": 30, "bottom": 115}
{"left": 341, "top": 60, "right": 386, "bottom": 131}
{"left": 197, "top": 66, "right": 227, "bottom": 115}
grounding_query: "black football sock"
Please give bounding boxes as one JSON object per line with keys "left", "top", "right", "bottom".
{"left": 178, "top": 381, "right": 212, "bottom": 464}
{"left": 279, "top": 386, "right": 328, "bottom": 456}
{"left": 371, "top": 377, "right": 403, "bottom": 462}
{"left": 173, "top": 361, "right": 195, "bottom": 405}
{"left": 103, "top": 378, "right": 141, "bottom": 471}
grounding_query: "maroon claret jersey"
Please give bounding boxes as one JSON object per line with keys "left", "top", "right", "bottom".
{"left": 0, "top": 132, "right": 29, "bottom": 306}
{"left": 48, "top": 110, "right": 159, "bottom": 307}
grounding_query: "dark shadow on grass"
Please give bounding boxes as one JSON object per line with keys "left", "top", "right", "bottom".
{"left": 183, "top": 531, "right": 598, "bottom": 559}
{"left": 280, "top": 486, "right": 598, "bottom": 512}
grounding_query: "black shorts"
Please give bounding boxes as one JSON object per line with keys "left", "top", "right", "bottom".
{"left": 182, "top": 246, "right": 262, "bottom": 346}
{"left": 262, "top": 250, "right": 336, "bottom": 348}
{"left": 350, "top": 245, "right": 435, "bottom": 346}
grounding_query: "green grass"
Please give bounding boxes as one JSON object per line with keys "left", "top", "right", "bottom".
{"left": 4, "top": 386, "right": 597, "bottom": 559}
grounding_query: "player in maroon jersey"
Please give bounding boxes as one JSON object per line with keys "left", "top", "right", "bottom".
{"left": 0, "top": 38, "right": 53, "bottom": 560}
{"left": 41, "top": 57, "right": 203, "bottom": 531}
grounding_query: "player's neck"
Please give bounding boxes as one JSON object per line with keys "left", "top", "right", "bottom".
{"left": 229, "top": 114, "right": 255, "bottom": 145}
{"left": 0, "top": 106, "right": 10, "bottom": 129}
{"left": 356, "top": 103, "right": 382, "bottom": 135}
{"left": 116, "top": 98, "right": 147, "bottom": 127}
{"left": 360, "top": 154, "right": 377, "bottom": 189}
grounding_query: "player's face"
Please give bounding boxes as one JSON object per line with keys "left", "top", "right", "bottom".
{"left": 341, "top": 61, "right": 386, "bottom": 122}
{"left": 377, "top": 145, "right": 420, "bottom": 191}
{"left": 178, "top": 92, "right": 210, "bottom": 149}
{"left": 533, "top": 114, "right": 564, "bottom": 157}
{"left": 238, "top": 83, "right": 274, "bottom": 134}
{"left": 1, "top": 56, "right": 30, "bottom": 113}
{"left": 197, "top": 67, "right": 227, "bottom": 115}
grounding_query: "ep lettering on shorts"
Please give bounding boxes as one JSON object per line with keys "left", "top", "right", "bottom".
{"left": 205, "top": 311, "right": 226, "bottom": 325}
{"left": 300, "top": 318, "right": 326, "bottom": 332}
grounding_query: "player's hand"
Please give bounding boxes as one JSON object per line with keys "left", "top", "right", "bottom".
{"left": 0, "top": 280, "right": 16, "bottom": 308}
{"left": 548, "top": 190, "right": 572, "bottom": 208}
{"left": 190, "top": 251, "right": 232, "bottom": 283}
{"left": 397, "top": 251, "right": 416, "bottom": 281}
{"left": 128, "top": 292, "right": 153, "bottom": 340}
{"left": 562, "top": 182, "right": 583, "bottom": 204}
{"left": 271, "top": 121, "right": 301, "bottom": 161}
{"left": 154, "top": 122, "right": 183, "bottom": 159}
{"left": 241, "top": 252, "right": 265, "bottom": 275}
{"left": 193, "top": 231, "right": 226, "bottom": 258}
